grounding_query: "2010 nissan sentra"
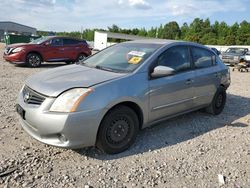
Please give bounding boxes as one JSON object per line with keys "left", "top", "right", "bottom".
{"left": 16, "top": 40, "right": 230, "bottom": 154}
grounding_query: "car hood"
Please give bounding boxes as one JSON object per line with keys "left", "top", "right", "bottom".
{"left": 7, "top": 43, "right": 37, "bottom": 48}
{"left": 25, "top": 65, "right": 126, "bottom": 97}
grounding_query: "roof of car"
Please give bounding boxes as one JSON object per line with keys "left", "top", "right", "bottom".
{"left": 125, "top": 39, "right": 215, "bottom": 53}
{"left": 124, "top": 39, "right": 178, "bottom": 45}
{"left": 46, "top": 36, "right": 85, "bottom": 41}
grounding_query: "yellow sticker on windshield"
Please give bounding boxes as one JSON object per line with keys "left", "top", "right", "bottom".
{"left": 128, "top": 56, "right": 142, "bottom": 64}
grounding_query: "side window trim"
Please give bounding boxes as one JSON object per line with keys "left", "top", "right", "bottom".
{"left": 190, "top": 46, "right": 216, "bottom": 70}
{"left": 63, "top": 38, "right": 78, "bottom": 46}
{"left": 148, "top": 45, "right": 194, "bottom": 80}
{"left": 51, "top": 38, "right": 63, "bottom": 47}
{"left": 157, "top": 45, "right": 192, "bottom": 74}
{"left": 187, "top": 46, "right": 195, "bottom": 69}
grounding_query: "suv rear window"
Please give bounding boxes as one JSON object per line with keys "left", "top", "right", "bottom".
{"left": 63, "top": 39, "right": 79, "bottom": 45}
{"left": 192, "top": 47, "right": 215, "bottom": 68}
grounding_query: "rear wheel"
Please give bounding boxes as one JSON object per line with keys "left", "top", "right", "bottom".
{"left": 26, "top": 53, "right": 42, "bottom": 67}
{"left": 206, "top": 86, "right": 226, "bottom": 115}
{"left": 65, "top": 61, "right": 73, "bottom": 65}
{"left": 76, "top": 54, "right": 87, "bottom": 63}
{"left": 96, "top": 106, "right": 139, "bottom": 154}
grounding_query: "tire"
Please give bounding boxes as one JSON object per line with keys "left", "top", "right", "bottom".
{"left": 76, "top": 53, "right": 87, "bottom": 63}
{"left": 26, "top": 53, "right": 42, "bottom": 67}
{"left": 205, "top": 86, "right": 226, "bottom": 115}
{"left": 96, "top": 106, "right": 139, "bottom": 154}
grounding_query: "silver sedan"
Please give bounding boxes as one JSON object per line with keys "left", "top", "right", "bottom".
{"left": 16, "top": 40, "right": 230, "bottom": 154}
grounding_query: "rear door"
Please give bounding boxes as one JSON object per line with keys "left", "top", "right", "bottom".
{"left": 62, "top": 38, "right": 79, "bottom": 60}
{"left": 148, "top": 45, "right": 195, "bottom": 122}
{"left": 191, "top": 46, "right": 220, "bottom": 107}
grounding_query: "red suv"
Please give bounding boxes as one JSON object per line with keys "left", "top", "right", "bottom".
{"left": 3, "top": 36, "right": 92, "bottom": 67}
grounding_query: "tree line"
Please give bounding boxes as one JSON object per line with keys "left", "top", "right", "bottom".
{"left": 37, "top": 18, "right": 250, "bottom": 45}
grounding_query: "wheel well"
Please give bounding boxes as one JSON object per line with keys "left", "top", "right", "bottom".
{"left": 105, "top": 102, "right": 144, "bottom": 129}
{"left": 220, "top": 84, "right": 225, "bottom": 89}
{"left": 26, "top": 51, "right": 43, "bottom": 62}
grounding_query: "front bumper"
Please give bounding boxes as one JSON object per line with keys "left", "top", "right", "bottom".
{"left": 3, "top": 52, "right": 26, "bottom": 64}
{"left": 17, "top": 89, "right": 104, "bottom": 149}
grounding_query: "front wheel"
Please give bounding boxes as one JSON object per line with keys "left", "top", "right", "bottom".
{"left": 96, "top": 106, "right": 139, "bottom": 154}
{"left": 26, "top": 53, "right": 42, "bottom": 67}
{"left": 206, "top": 86, "right": 226, "bottom": 115}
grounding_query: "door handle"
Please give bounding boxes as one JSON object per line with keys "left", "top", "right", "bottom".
{"left": 185, "top": 79, "right": 193, "bottom": 85}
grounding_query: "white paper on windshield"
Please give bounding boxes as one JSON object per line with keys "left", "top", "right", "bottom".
{"left": 128, "top": 51, "right": 146, "bottom": 57}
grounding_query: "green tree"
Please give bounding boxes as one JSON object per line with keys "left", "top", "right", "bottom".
{"left": 237, "top": 20, "right": 250, "bottom": 45}
{"left": 147, "top": 27, "right": 157, "bottom": 38}
{"left": 138, "top": 27, "right": 147, "bottom": 36}
{"left": 180, "top": 22, "right": 189, "bottom": 40}
{"left": 108, "top": 24, "right": 120, "bottom": 33}
{"left": 162, "top": 21, "right": 181, "bottom": 39}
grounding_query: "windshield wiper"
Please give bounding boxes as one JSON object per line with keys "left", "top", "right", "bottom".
{"left": 95, "top": 65, "right": 117, "bottom": 72}
{"left": 95, "top": 65, "right": 130, "bottom": 73}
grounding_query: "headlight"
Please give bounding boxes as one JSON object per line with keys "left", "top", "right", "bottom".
{"left": 12, "top": 47, "right": 24, "bottom": 53}
{"left": 50, "top": 88, "right": 93, "bottom": 112}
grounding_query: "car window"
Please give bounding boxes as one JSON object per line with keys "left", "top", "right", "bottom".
{"left": 63, "top": 38, "right": 79, "bottom": 45}
{"left": 50, "top": 38, "right": 63, "bottom": 46}
{"left": 158, "top": 46, "right": 191, "bottom": 72}
{"left": 225, "top": 48, "right": 247, "bottom": 54}
{"left": 192, "top": 47, "right": 215, "bottom": 68}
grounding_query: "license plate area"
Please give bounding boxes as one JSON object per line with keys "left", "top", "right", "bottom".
{"left": 16, "top": 104, "right": 25, "bottom": 120}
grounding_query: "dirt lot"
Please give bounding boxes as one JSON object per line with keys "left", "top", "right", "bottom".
{"left": 0, "top": 42, "right": 249, "bottom": 188}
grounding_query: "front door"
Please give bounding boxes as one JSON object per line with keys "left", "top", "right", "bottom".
{"left": 42, "top": 38, "right": 65, "bottom": 61}
{"left": 149, "top": 45, "right": 195, "bottom": 122}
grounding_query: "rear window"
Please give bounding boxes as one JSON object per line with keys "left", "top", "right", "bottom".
{"left": 63, "top": 38, "right": 79, "bottom": 45}
{"left": 192, "top": 47, "right": 215, "bottom": 69}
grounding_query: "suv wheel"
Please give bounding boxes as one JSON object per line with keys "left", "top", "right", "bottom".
{"left": 65, "top": 61, "right": 73, "bottom": 65}
{"left": 26, "top": 53, "right": 42, "bottom": 68}
{"left": 96, "top": 106, "right": 139, "bottom": 154}
{"left": 76, "top": 54, "right": 86, "bottom": 63}
{"left": 206, "top": 86, "right": 226, "bottom": 115}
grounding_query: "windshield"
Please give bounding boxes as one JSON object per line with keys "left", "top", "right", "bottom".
{"left": 29, "top": 36, "right": 50, "bottom": 44}
{"left": 82, "top": 43, "right": 162, "bottom": 72}
{"left": 225, "top": 48, "right": 247, "bottom": 54}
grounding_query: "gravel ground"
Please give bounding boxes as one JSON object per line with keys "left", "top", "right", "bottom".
{"left": 0, "top": 42, "right": 249, "bottom": 188}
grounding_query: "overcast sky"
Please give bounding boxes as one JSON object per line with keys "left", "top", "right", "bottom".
{"left": 0, "top": 0, "right": 249, "bottom": 31}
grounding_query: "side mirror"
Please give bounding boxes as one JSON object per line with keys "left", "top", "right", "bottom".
{"left": 151, "top": 66, "right": 175, "bottom": 78}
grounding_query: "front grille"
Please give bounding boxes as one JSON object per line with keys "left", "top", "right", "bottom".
{"left": 222, "top": 55, "right": 233, "bottom": 60}
{"left": 4, "top": 47, "right": 12, "bottom": 55}
{"left": 22, "top": 86, "right": 46, "bottom": 105}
